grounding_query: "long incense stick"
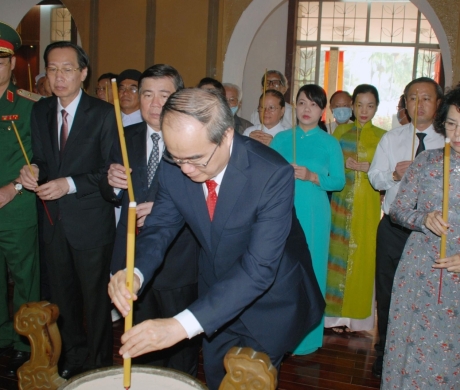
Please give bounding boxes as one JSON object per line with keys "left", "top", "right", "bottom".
{"left": 112, "top": 79, "right": 136, "bottom": 389}
{"left": 411, "top": 91, "right": 419, "bottom": 159}
{"left": 28, "top": 64, "right": 32, "bottom": 92}
{"left": 292, "top": 104, "right": 296, "bottom": 164}
{"left": 105, "top": 80, "right": 109, "bottom": 102}
{"left": 11, "top": 121, "right": 53, "bottom": 225}
{"left": 260, "top": 69, "right": 268, "bottom": 130}
{"left": 438, "top": 138, "right": 450, "bottom": 304}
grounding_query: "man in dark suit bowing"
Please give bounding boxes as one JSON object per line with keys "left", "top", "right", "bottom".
{"left": 20, "top": 42, "right": 116, "bottom": 379}
{"left": 109, "top": 88, "right": 324, "bottom": 390}
{"left": 100, "top": 64, "right": 200, "bottom": 375}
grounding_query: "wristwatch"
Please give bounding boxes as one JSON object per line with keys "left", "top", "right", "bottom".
{"left": 12, "top": 180, "right": 23, "bottom": 195}
{"left": 392, "top": 171, "right": 400, "bottom": 182}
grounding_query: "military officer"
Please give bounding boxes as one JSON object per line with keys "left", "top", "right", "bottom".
{"left": 0, "top": 21, "right": 41, "bottom": 377}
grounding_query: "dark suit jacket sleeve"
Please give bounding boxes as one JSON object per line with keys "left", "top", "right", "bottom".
{"left": 72, "top": 106, "right": 117, "bottom": 198}
{"left": 133, "top": 162, "right": 186, "bottom": 291}
{"left": 99, "top": 134, "right": 123, "bottom": 204}
{"left": 189, "top": 163, "right": 295, "bottom": 335}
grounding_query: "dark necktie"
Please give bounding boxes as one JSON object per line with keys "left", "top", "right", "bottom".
{"left": 415, "top": 133, "right": 427, "bottom": 157}
{"left": 205, "top": 180, "right": 218, "bottom": 221}
{"left": 147, "top": 132, "right": 161, "bottom": 188}
{"left": 60, "top": 109, "right": 69, "bottom": 157}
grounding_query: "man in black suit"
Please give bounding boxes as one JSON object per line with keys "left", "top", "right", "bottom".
{"left": 109, "top": 88, "right": 325, "bottom": 389}
{"left": 100, "top": 64, "right": 200, "bottom": 375}
{"left": 20, "top": 42, "right": 116, "bottom": 379}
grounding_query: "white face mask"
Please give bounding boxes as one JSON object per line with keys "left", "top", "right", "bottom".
{"left": 230, "top": 106, "right": 239, "bottom": 115}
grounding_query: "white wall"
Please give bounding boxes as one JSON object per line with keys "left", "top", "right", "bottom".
{"left": 239, "top": 1, "right": 288, "bottom": 121}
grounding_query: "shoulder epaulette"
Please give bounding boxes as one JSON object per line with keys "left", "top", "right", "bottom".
{"left": 17, "top": 89, "right": 42, "bottom": 102}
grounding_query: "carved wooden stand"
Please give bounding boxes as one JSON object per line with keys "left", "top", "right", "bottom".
{"left": 14, "top": 301, "right": 66, "bottom": 390}
{"left": 14, "top": 301, "right": 276, "bottom": 390}
{"left": 219, "top": 346, "right": 278, "bottom": 390}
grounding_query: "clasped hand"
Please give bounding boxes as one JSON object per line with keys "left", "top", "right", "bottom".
{"left": 19, "top": 164, "right": 69, "bottom": 200}
{"left": 345, "top": 157, "right": 370, "bottom": 173}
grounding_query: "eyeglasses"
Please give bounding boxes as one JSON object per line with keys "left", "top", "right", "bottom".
{"left": 266, "top": 80, "right": 282, "bottom": 88}
{"left": 163, "top": 143, "right": 219, "bottom": 167}
{"left": 118, "top": 86, "right": 139, "bottom": 94}
{"left": 257, "top": 106, "right": 281, "bottom": 113}
{"left": 46, "top": 67, "right": 81, "bottom": 77}
{"left": 95, "top": 87, "right": 110, "bottom": 93}
{"left": 444, "top": 121, "right": 460, "bottom": 131}
{"left": 226, "top": 97, "right": 238, "bottom": 104}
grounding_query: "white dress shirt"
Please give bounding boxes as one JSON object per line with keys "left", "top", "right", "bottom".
{"left": 368, "top": 123, "right": 445, "bottom": 214}
{"left": 243, "top": 122, "right": 288, "bottom": 138}
{"left": 57, "top": 89, "right": 83, "bottom": 194}
{"left": 250, "top": 102, "right": 293, "bottom": 129}
{"left": 122, "top": 109, "right": 143, "bottom": 127}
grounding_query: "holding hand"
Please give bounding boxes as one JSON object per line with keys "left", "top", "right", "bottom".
{"left": 136, "top": 202, "right": 153, "bottom": 228}
{"left": 19, "top": 164, "right": 39, "bottom": 190}
{"left": 120, "top": 318, "right": 188, "bottom": 359}
{"left": 433, "top": 253, "right": 460, "bottom": 273}
{"left": 424, "top": 210, "right": 449, "bottom": 236}
{"left": 35, "top": 178, "right": 69, "bottom": 201}
{"left": 291, "top": 164, "right": 319, "bottom": 184}
{"left": 108, "top": 270, "right": 140, "bottom": 317}
{"left": 108, "top": 163, "right": 132, "bottom": 189}
{"left": 393, "top": 160, "right": 412, "bottom": 181}
{"left": 249, "top": 130, "right": 273, "bottom": 146}
{"left": 346, "top": 157, "right": 370, "bottom": 173}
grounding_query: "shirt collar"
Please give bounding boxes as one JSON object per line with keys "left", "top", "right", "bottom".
{"left": 57, "top": 89, "right": 82, "bottom": 116}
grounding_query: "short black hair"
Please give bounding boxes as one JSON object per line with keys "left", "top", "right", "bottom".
{"left": 433, "top": 83, "right": 460, "bottom": 136}
{"left": 98, "top": 73, "right": 118, "bottom": 82}
{"left": 44, "top": 41, "right": 89, "bottom": 69}
{"left": 404, "top": 77, "right": 443, "bottom": 100}
{"left": 139, "top": 64, "right": 184, "bottom": 92}
{"left": 259, "top": 89, "right": 285, "bottom": 108}
{"left": 297, "top": 84, "right": 327, "bottom": 110}
{"left": 197, "top": 77, "right": 226, "bottom": 97}
{"left": 352, "top": 84, "right": 380, "bottom": 106}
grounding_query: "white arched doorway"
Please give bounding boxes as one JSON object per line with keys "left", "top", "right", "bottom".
{"left": 223, "top": 0, "right": 453, "bottom": 120}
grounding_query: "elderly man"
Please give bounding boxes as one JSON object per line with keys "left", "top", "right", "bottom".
{"left": 20, "top": 41, "right": 116, "bottom": 379}
{"left": 117, "top": 69, "right": 142, "bottom": 127}
{"left": 0, "top": 21, "right": 41, "bottom": 378}
{"left": 223, "top": 82, "right": 252, "bottom": 135}
{"left": 35, "top": 72, "right": 52, "bottom": 97}
{"left": 109, "top": 88, "right": 324, "bottom": 390}
{"left": 368, "top": 77, "right": 444, "bottom": 378}
{"left": 249, "top": 69, "right": 292, "bottom": 129}
{"left": 101, "top": 64, "right": 200, "bottom": 375}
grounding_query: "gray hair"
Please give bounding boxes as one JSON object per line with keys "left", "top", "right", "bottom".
{"left": 260, "top": 70, "right": 287, "bottom": 87}
{"left": 223, "top": 82, "right": 242, "bottom": 101}
{"left": 160, "top": 88, "right": 234, "bottom": 145}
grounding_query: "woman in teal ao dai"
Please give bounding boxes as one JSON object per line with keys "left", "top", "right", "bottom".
{"left": 271, "top": 84, "right": 345, "bottom": 354}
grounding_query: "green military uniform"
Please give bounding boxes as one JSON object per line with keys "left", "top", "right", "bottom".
{"left": 0, "top": 22, "right": 40, "bottom": 353}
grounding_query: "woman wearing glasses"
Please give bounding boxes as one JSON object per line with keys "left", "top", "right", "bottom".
{"left": 325, "top": 84, "right": 386, "bottom": 334}
{"left": 381, "top": 85, "right": 460, "bottom": 389}
{"left": 243, "top": 89, "right": 288, "bottom": 146}
{"left": 271, "top": 84, "right": 345, "bottom": 355}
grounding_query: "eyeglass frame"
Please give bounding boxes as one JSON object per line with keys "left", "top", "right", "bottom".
{"left": 118, "top": 86, "right": 139, "bottom": 94}
{"left": 257, "top": 105, "right": 281, "bottom": 113}
{"left": 162, "top": 142, "right": 220, "bottom": 167}
{"left": 444, "top": 121, "right": 460, "bottom": 131}
{"left": 266, "top": 79, "right": 282, "bottom": 88}
{"left": 45, "top": 66, "right": 82, "bottom": 77}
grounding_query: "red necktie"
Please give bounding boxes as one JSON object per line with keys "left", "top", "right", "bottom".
{"left": 206, "top": 180, "right": 218, "bottom": 221}
{"left": 60, "top": 109, "right": 69, "bottom": 157}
